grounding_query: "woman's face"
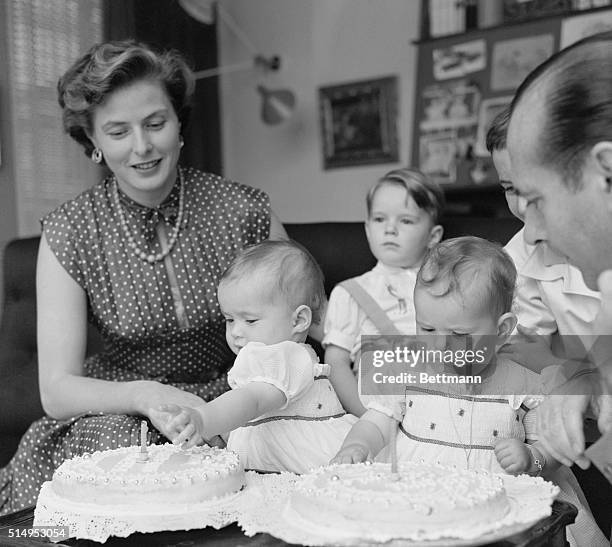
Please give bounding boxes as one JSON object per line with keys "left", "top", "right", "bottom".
{"left": 89, "top": 79, "right": 182, "bottom": 207}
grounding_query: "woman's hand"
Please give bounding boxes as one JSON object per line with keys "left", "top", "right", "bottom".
{"left": 133, "top": 381, "right": 205, "bottom": 439}
{"left": 156, "top": 403, "right": 206, "bottom": 448}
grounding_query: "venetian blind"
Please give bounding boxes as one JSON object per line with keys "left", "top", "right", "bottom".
{"left": 6, "top": 0, "right": 103, "bottom": 236}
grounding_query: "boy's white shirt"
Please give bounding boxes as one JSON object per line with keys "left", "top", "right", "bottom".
{"left": 322, "top": 262, "right": 419, "bottom": 360}
{"left": 505, "top": 227, "right": 601, "bottom": 338}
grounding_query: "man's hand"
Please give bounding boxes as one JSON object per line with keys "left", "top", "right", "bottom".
{"left": 498, "top": 325, "right": 555, "bottom": 374}
{"left": 537, "top": 392, "right": 593, "bottom": 469}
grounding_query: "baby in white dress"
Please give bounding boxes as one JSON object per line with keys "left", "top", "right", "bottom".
{"left": 332, "top": 236, "right": 607, "bottom": 547}
{"left": 161, "top": 239, "right": 356, "bottom": 473}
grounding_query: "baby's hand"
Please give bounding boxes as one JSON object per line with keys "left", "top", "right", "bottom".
{"left": 494, "top": 438, "right": 531, "bottom": 475}
{"left": 157, "top": 403, "right": 205, "bottom": 449}
{"left": 330, "top": 443, "right": 370, "bottom": 465}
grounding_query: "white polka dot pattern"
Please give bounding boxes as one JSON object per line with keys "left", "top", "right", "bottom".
{"left": 0, "top": 167, "right": 271, "bottom": 515}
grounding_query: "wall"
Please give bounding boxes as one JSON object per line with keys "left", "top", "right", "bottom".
{"left": 0, "top": 0, "right": 19, "bottom": 315}
{"left": 218, "top": 0, "right": 421, "bottom": 222}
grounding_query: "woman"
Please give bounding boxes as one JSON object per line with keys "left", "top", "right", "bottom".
{"left": 0, "top": 40, "right": 286, "bottom": 515}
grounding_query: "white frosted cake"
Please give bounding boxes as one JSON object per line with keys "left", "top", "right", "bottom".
{"left": 50, "top": 443, "right": 245, "bottom": 505}
{"left": 289, "top": 461, "right": 511, "bottom": 540}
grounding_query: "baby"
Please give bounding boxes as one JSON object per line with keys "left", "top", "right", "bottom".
{"left": 332, "top": 236, "right": 606, "bottom": 547}
{"left": 323, "top": 168, "right": 444, "bottom": 417}
{"left": 161, "top": 239, "right": 356, "bottom": 474}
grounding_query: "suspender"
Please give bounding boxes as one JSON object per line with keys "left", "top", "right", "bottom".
{"left": 340, "top": 279, "right": 402, "bottom": 336}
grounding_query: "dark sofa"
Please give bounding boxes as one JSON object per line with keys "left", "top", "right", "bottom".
{"left": 4, "top": 216, "right": 609, "bottom": 538}
{"left": 0, "top": 216, "right": 521, "bottom": 466}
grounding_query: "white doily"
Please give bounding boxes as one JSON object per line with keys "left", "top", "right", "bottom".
{"left": 236, "top": 472, "right": 560, "bottom": 546}
{"left": 34, "top": 472, "right": 560, "bottom": 545}
{"left": 34, "top": 481, "right": 244, "bottom": 543}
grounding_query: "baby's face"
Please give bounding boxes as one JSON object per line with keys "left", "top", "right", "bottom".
{"left": 217, "top": 278, "right": 297, "bottom": 354}
{"left": 413, "top": 282, "right": 498, "bottom": 364}
{"left": 365, "top": 184, "right": 438, "bottom": 269}
{"left": 492, "top": 149, "right": 523, "bottom": 221}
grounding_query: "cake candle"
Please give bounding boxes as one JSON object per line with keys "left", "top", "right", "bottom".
{"left": 139, "top": 421, "right": 148, "bottom": 459}
{"left": 390, "top": 419, "right": 398, "bottom": 476}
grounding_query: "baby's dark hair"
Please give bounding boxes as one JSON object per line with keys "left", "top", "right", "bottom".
{"left": 219, "top": 239, "right": 326, "bottom": 323}
{"left": 485, "top": 107, "right": 510, "bottom": 154}
{"left": 366, "top": 168, "right": 445, "bottom": 225}
{"left": 417, "top": 236, "right": 516, "bottom": 318}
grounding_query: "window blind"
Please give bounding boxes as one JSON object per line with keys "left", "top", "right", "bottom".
{"left": 6, "top": 0, "right": 103, "bottom": 236}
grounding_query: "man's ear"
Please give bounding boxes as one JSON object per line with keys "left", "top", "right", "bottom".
{"left": 292, "top": 305, "right": 312, "bottom": 335}
{"left": 428, "top": 224, "right": 444, "bottom": 249}
{"left": 497, "top": 312, "right": 517, "bottom": 341}
{"left": 591, "top": 142, "right": 612, "bottom": 193}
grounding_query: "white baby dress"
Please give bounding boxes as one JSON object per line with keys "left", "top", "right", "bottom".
{"left": 227, "top": 341, "right": 357, "bottom": 474}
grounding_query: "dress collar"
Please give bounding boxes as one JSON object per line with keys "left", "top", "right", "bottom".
{"left": 373, "top": 261, "right": 420, "bottom": 276}
{"left": 111, "top": 177, "right": 183, "bottom": 242}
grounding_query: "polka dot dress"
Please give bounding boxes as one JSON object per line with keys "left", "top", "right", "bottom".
{"left": 0, "top": 167, "right": 271, "bottom": 515}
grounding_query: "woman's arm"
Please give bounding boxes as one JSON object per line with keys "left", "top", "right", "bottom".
{"left": 36, "top": 234, "right": 204, "bottom": 423}
{"left": 326, "top": 344, "right": 366, "bottom": 417}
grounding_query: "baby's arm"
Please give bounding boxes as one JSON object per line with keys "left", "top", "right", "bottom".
{"left": 162, "top": 382, "right": 286, "bottom": 448}
{"left": 495, "top": 402, "right": 560, "bottom": 477}
{"left": 494, "top": 438, "right": 559, "bottom": 477}
{"left": 331, "top": 409, "right": 393, "bottom": 464}
{"left": 326, "top": 344, "right": 367, "bottom": 417}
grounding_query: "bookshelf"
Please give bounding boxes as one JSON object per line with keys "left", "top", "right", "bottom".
{"left": 412, "top": 1, "right": 612, "bottom": 216}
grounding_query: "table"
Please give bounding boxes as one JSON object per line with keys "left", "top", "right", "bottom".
{"left": 0, "top": 501, "right": 577, "bottom": 547}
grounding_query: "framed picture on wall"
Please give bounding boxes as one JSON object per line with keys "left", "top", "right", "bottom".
{"left": 318, "top": 76, "right": 399, "bottom": 169}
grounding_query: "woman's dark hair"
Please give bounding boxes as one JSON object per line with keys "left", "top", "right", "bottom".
{"left": 57, "top": 40, "right": 195, "bottom": 159}
{"left": 510, "top": 30, "right": 612, "bottom": 189}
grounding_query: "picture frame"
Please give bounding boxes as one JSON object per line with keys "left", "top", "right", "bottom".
{"left": 319, "top": 76, "right": 399, "bottom": 169}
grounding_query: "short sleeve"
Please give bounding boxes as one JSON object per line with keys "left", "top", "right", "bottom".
{"left": 41, "top": 204, "right": 87, "bottom": 289}
{"left": 322, "top": 284, "right": 363, "bottom": 354}
{"left": 227, "top": 341, "right": 315, "bottom": 409}
{"left": 364, "top": 394, "right": 405, "bottom": 422}
{"left": 521, "top": 399, "right": 542, "bottom": 443}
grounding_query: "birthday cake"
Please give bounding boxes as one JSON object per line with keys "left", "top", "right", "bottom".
{"left": 50, "top": 443, "right": 245, "bottom": 505}
{"left": 288, "top": 461, "right": 511, "bottom": 541}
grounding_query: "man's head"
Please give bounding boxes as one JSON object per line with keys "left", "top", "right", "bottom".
{"left": 486, "top": 107, "right": 522, "bottom": 219}
{"left": 507, "top": 31, "right": 612, "bottom": 288}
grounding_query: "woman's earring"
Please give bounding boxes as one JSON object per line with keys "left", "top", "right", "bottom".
{"left": 91, "top": 148, "right": 103, "bottom": 164}
{"left": 179, "top": 136, "right": 185, "bottom": 149}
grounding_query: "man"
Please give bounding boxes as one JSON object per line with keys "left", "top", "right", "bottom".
{"left": 507, "top": 31, "right": 612, "bottom": 482}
